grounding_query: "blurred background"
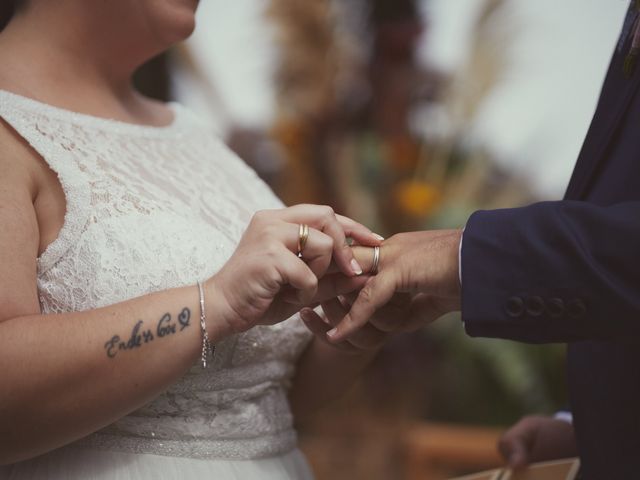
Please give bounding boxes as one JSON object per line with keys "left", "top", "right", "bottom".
{"left": 135, "top": 0, "right": 628, "bottom": 478}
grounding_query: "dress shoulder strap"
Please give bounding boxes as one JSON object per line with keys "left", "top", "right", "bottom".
{"left": 0, "top": 90, "right": 91, "bottom": 274}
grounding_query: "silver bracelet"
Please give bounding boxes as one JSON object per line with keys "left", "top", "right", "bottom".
{"left": 196, "top": 280, "right": 214, "bottom": 368}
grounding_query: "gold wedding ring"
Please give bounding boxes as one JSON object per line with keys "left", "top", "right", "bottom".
{"left": 370, "top": 246, "right": 380, "bottom": 274}
{"left": 297, "top": 224, "right": 309, "bottom": 258}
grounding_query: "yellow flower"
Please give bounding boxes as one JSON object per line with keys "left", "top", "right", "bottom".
{"left": 393, "top": 180, "right": 442, "bottom": 217}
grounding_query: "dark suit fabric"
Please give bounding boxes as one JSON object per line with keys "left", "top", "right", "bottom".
{"left": 461, "top": 13, "right": 640, "bottom": 480}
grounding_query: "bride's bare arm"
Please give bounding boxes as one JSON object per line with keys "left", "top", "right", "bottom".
{"left": 0, "top": 286, "right": 231, "bottom": 464}
{"left": 0, "top": 147, "right": 244, "bottom": 463}
{"left": 0, "top": 142, "right": 379, "bottom": 464}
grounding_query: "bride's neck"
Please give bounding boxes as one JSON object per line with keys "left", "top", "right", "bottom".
{"left": 0, "top": 4, "right": 168, "bottom": 123}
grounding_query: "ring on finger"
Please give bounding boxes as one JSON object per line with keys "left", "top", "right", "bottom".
{"left": 370, "top": 245, "right": 380, "bottom": 274}
{"left": 297, "top": 224, "right": 310, "bottom": 258}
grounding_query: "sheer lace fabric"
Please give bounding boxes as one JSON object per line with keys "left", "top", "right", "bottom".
{"left": 0, "top": 90, "right": 313, "bottom": 460}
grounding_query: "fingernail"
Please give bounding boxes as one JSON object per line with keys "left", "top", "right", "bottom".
{"left": 350, "top": 259, "right": 363, "bottom": 276}
{"left": 300, "top": 309, "right": 311, "bottom": 321}
{"left": 327, "top": 328, "right": 338, "bottom": 338}
{"left": 372, "top": 233, "right": 385, "bottom": 241}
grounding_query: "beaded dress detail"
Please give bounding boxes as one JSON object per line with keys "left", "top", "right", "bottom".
{"left": 0, "top": 90, "right": 313, "bottom": 461}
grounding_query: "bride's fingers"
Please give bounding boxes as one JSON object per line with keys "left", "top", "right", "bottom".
{"left": 326, "top": 246, "right": 377, "bottom": 275}
{"left": 275, "top": 223, "right": 334, "bottom": 278}
{"left": 311, "top": 211, "right": 362, "bottom": 278}
{"left": 276, "top": 247, "right": 319, "bottom": 305}
{"left": 280, "top": 272, "right": 369, "bottom": 305}
{"left": 274, "top": 205, "right": 380, "bottom": 277}
{"left": 335, "top": 214, "right": 382, "bottom": 247}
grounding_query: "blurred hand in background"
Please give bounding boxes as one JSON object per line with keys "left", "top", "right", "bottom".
{"left": 498, "top": 415, "right": 578, "bottom": 469}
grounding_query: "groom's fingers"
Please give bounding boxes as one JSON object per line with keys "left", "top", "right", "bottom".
{"left": 320, "top": 299, "right": 387, "bottom": 350}
{"left": 327, "top": 273, "right": 397, "bottom": 342}
{"left": 326, "top": 246, "right": 377, "bottom": 275}
{"left": 301, "top": 303, "right": 386, "bottom": 352}
{"left": 341, "top": 291, "right": 412, "bottom": 333}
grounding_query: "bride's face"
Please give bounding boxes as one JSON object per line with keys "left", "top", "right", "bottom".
{"left": 132, "top": 0, "right": 200, "bottom": 45}
{"left": 19, "top": 0, "right": 199, "bottom": 69}
{"left": 27, "top": 0, "right": 200, "bottom": 51}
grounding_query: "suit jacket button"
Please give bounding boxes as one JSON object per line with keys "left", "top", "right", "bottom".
{"left": 567, "top": 299, "right": 587, "bottom": 319}
{"left": 546, "top": 298, "right": 565, "bottom": 318}
{"left": 525, "top": 296, "right": 545, "bottom": 316}
{"left": 505, "top": 296, "right": 525, "bottom": 318}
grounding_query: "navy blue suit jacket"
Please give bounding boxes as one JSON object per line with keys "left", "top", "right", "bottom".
{"left": 461, "top": 9, "right": 640, "bottom": 479}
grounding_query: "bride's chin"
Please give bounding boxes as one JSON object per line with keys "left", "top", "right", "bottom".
{"left": 168, "top": 0, "right": 199, "bottom": 36}
{"left": 153, "top": 13, "right": 197, "bottom": 46}
{"left": 172, "top": 15, "right": 197, "bottom": 40}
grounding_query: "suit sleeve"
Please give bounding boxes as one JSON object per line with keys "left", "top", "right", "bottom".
{"left": 461, "top": 200, "right": 640, "bottom": 343}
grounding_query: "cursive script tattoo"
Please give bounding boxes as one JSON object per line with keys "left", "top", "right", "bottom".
{"left": 104, "top": 307, "right": 191, "bottom": 359}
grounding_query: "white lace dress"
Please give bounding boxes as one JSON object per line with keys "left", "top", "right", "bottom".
{"left": 0, "top": 90, "right": 315, "bottom": 480}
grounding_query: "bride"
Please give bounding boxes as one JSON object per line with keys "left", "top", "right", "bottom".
{"left": 0, "top": 1, "right": 405, "bottom": 478}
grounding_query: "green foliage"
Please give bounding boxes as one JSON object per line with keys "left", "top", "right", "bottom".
{"left": 424, "top": 314, "right": 567, "bottom": 426}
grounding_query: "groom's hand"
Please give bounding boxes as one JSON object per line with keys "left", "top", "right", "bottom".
{"left": 327, "top": 229, "right": 463, "bottom": 342}
{"left": 300, "top": 292, "right": 414, "bottom": 354}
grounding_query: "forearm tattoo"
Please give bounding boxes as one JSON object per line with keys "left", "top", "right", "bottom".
{"left": 104, "top": 307, "right": 191, "bottom": 358}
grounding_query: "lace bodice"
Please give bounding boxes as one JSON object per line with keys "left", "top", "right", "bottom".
{"left": 0, "top": 90, "right": 312, "bottom": 459}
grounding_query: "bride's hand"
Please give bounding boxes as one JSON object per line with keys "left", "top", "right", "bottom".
{"left": 207, "top": 205, "right": 381, "bottom": 335}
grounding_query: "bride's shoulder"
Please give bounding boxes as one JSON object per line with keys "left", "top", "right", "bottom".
{"left": 0, "top": 119, "right": 38, "bottom": 191}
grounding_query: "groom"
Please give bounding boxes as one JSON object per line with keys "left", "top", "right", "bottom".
{"left": 328, "top": 3, "right": 640, "bottom": 479}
